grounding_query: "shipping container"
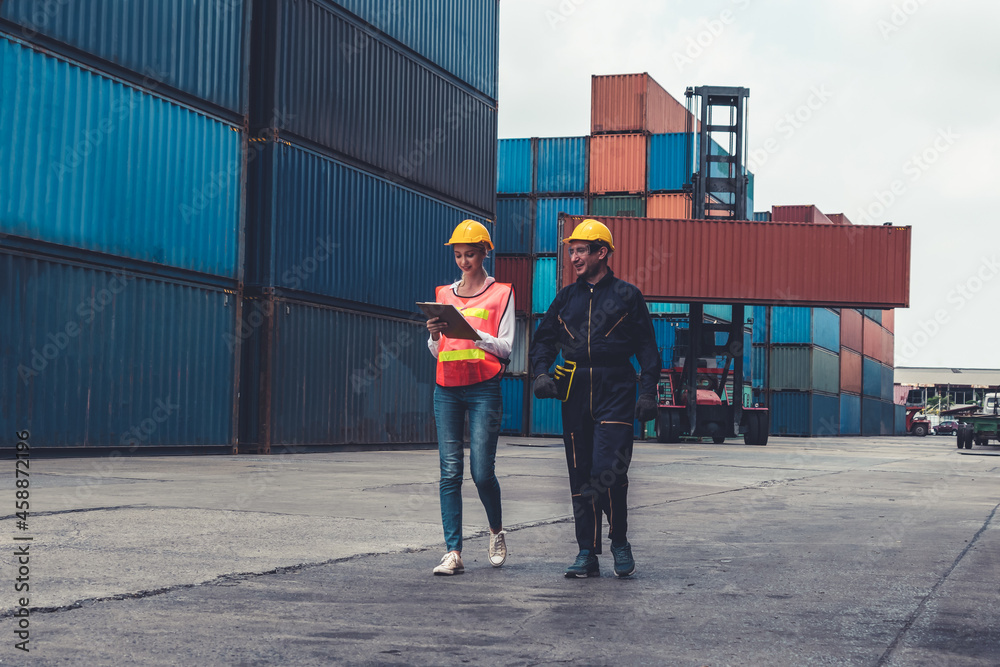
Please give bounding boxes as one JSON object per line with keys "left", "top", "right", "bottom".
{"left": 771, "top": 205, "right": 832, "bottom": 224}
{"left": 0, "top": 37, "right": 242, "bottom": 278}
{"left": 248, "top": 141, "right": 486, "bottom": 314}
{"left": 862, "top": 317, "right": 882, "bottom": 360}
{"left": 325, "top": 0, "right": 498, "bottom": 99}
{"left": 646, "top": 193, "right": 692, "bottom": 219}
{"left": 589, "top": 133, "right": 647, "bottom": 194}
{"left": 840, "top": 393, "right": 861, "bottom": 435}
{"left": 840, "top": 308, "right": 863, "bottom": 352}
{"left": 500, "top": 375, "right": 525, "bottom": 434}
{"left": 590, "top": 196, "right": 646, "bottom": 218}
{"left": 1, "top": 0, "right": 249, "bottom": 114}
{"left": 882, "top": 328, "right": 895, "bottom": 366}
{"left": 883, "top": 309, "right": 895, "bottom": 333}
{"left": 652, "top": 318, "right": 680, "bottom": 369}
{"left": 494, "top": 197, "right": 533, "bottom": 255}
{"left": 591, "top": 73, "right": 690, "bottom": 135}
{"left": 840, "top": 348, "right": 863, "bottom": 395}
{"left": 0, "top": 249, "right": 237, "bottom": 449}
{"left": 647, "top": 133, "right": 691, "bottom": 191}
{"left": 753, "top": 212, "right": 772, "bottom": 222}
{"left": 532, "top": 257, "right": 558, "bottom": 314}
{"left": 497, "top": 138, "right": 533, "bottom": 194}
{"left": 894, "top": 403, "right": 906, "bottom": 435}
{"left": 558, "top": 215, "right": 911, "bottom": 308}
{"left": 827, "top": 213, "right": 853, "bottom": 225}
{"left": 862, "top": 397, "right": 881, "bottom": 435}
{"left": 751, "top": 344, "right": 767, "bottom": 388}
{"left": 536, "top": 136, "right": 587, "bottom": 193}
{"left": 863, "top": 309, "right": 883, "bottom": 324}
{"left": 494, "top": 257, "right": 532, "bottom": 314}
{"left": 268, "top": 0, "right": 497, "bottom": 214}
{"left": 649, "top": 303, "right": 690, "bottom": 314}
{"left": 751, "top": 306, "right": 768, "bottom": 343}
{"left": 862, "top": 357, "right": 882, "bottom": 398}
{"left": 705, "top": 305, "right": 733, "bottom": 321}
{"left": 508, "top": 316, "right": 529, "bottom": 375}
{"left": 881, "top": 363, "right": 894, "bottom": 402}
{"left": 768, "top": 346, "right": 840, "bottom": 395}
{"left": 881, "top": 400, "right": 894, "bottom": 435}
{"left": 530, "top": 394, "right": 562, "bottom": 436}
{"left": 769, "top": 391, "right": 840, "bottom": 436}
{"left": 770, "top": 307, "right": 840, "bottom": 352}
{"left": 535, "top": 197, "right": 586, "bottom": 254}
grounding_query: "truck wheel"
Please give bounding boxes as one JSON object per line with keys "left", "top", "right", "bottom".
{"left": 913, "top": 424, "right": 927, "bottom": 437}
{"left": 712, "top": 434, "right": 725, "bottom": 444}
{"left": 743, "top": 412, "right": 769, "bottom": 446}
{"left": 956, "top": 431, "right": 964, "bottom": 448}
{"left": 656, "top": 411, "right": 681, "bottom": 444}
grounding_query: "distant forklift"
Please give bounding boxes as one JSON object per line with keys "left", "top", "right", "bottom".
{"left": 903, "top": 389, "right": 932, "bottom": 436}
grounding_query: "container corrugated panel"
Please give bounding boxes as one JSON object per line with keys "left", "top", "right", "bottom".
{"left": 590, "top": 196, "right": 645, "bottom": 218}
{"left": 840, "top": 348, "right": 862, "bottom": 394}
{"left": 812, "top": 393, "right": 841, "bottom": 436}
{"left": 840, "top": 308, "right": 863, "bottom": 352}
{"left": 500, "top": 375, "right": 524, "bottom": 434}
{"left": 257, "top": 142, "right": 485, "bottom": 313}
{"left": 863, "top": 309, "right": 883, "bottom": 324}
{"left": 494, "top": 198, "right": 533, "bottom": 255}
{"left": 536, "top": 137, "right": 587, "bottom": 193}
{"left": 862, "top": 317, "right": 882, "bottom": 360}
{"left": 705, "top": 305, "right": 733, "bottom": 321}
{"left": 530, "top": 395, "right": 562, "bottom": 436}
{"left": 653, "top": 319, "right": 679, "bottom": 369}
{"left": 649, "top": 303, "right": 689, "bottom": 314}
{"left": 772, "top": 205, "right": 832, "bottom": 224}
{"left": 497, "top": 139, "right": 533, "bottom": 194}
{"left": 883, "top": 309, "right": 895, "bottom": 333}
{"left": 881, "top": 400, "right": 894, "bottom": 435}
{"left": 535, "top": 197, "right": 585, "bottom": 254}
{"left": 882, "top": 328, "right": 894, "bottom": 366}
{"left": 770, "top": 307, "right": 840, "bottom": 351}
{"left": 880, "top": 363, "right": 894, "bottom": 401}
{"left": 532, "top": 258, "right": 558, "bottom": 314}
{"left": 266, "top": 302, "right": 434, "bottom": 445}
{"left": 769, "top": 391, "right": 839, "bottom": 436}
{"left": 751, "top": 344, "right": 767, "bottom": 388}
{"left": 0, "top": 251, "right": 236, "bottom": 448}
{"left": 559, "top": 216, "right": 911, "bottom": 308}
{"left": 647, "top": 133, "right": 690, "bottom": 191}
{"left": 752, "top": 306, "right": 768, "bottom": 343}
{"left": 0, "top": 1, "right": 249, "bottom": 113}
{"left": 0, "top": 38, "right": 242, "bottom": 278}
{"left": 591, "top": 73, "right": 690, "bottom": 134}
{"left": 862, "top": 397, "right": 881, "bottom": 435}
{"left": 768, "top": 346, "right": 839, "bottom": 395}
{"left": 894, "top": 403, "right": 906, "bottom": 435}
{"left": 646, "top": 193, "right": 691, "bottom": 219}
{"left": 495, "top": 257, "right": 532, "bottom": 314}
{"left": 327, "top": 0, "right": 498, "bottom": 99}
{"left": 508, "top": 316, "right": 528, "bottom": 374}
{"left": 589, "top": 134, "right": 647, "bottom": 194}
{"left": 841, "top": 393, "right": 861, "bottom": 435}
{"left": 752, "top": 212, "right": 771, "bottom": 222}
{"left": 862, "top": 357, "right": 882, "bottom": 398}
{"left": 273, "top": 1, "right": 496, "bottom": 214}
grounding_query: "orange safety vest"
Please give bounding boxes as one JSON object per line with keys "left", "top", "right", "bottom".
{"left": 434, "top": 281, "right": 513, "bottom": 387}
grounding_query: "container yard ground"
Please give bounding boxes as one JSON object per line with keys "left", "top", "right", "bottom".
{"left": 2, "top": 436, "right": 998, "bottom": 666}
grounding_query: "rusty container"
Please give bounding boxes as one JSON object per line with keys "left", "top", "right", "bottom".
{"left": 840, "top": 308, "right": 863, "bottom": 352}
{"left": 646, "top": 193, "right": 692, "bottom": 219}
{"left": 840, "top": 348, "right": 863, "bottom": 394}
{"left": 494, "top": 256, "right": 533, "bottom": 314}
{"left": 591, "top": 73, "right": 690, "bottom": 135}
{"left": 588, "top": 133, "right": 647, "bottom": 194}
{"left": 772, "top": 205, "right": 833, "bottom": 224}
{"left": 862, "top": 317, "right": 882, "bottom": 360}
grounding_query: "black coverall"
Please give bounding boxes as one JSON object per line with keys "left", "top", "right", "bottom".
{"left": 530, "top": 268, "right": 660, "bottom": 553}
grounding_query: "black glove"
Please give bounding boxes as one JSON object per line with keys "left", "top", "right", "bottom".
{"left": 635, "top": 393, "right": 658, "bottom": 422}
{"left": 533, "top": 373, "right": 559, "bottom": 399}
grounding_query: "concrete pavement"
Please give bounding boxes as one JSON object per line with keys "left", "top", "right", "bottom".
{"left": 1, "top": 435, "right": 998, "bottom": 665}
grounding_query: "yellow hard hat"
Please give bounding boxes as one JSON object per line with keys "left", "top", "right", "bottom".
{"left": 563, "top": 218, "right": 615, "bottom": 252}
{"left": 445, "top": 219, "right": 494, "bottom": 251}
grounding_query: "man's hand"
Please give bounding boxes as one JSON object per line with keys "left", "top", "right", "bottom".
{"left": 635, "top": 394, "right": 658, "bottom": 422}
{"left": 532, "top": 374, "right": 559, "bottom": 399}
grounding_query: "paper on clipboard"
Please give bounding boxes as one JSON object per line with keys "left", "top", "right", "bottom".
{"left": 416, "top": 302, "right": 482, "bottom": 341}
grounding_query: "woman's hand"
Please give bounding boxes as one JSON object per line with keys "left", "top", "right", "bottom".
{"left": 426, "top": 317, "right": 448, "bottom": 341}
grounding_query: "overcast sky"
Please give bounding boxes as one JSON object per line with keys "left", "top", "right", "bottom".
{"left": 497, "top": 0, "right": 1000, "bottom": 371}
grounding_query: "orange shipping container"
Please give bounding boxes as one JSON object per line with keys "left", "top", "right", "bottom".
{"left": 589, "top": 133, "right": 646, "bottom": 194}
{"left": 558, "top": 215, "right": 911, "bottom": 308}
{"left": 862, "top": 317, "right": 881, "bottom": 360}
{"left": 646, "top": 193, "right": 691, "bottom": 219}
{"left": 841, "top": 308, "right": 863, "bottom": 352}
{"left": 840, "top": 348, "right": 863, "bottom": 394}
{"left": 591, "top": 73, "right": 691, "bottom": 135}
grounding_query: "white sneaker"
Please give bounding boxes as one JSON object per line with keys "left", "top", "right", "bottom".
{"left": 433, "top": 551, "right": 464, "bottom": 576}
{"left": 488, "top": 530, "right": 507, "bottom": 567}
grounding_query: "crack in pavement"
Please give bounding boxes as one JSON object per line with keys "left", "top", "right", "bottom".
{"left": 875, "top": 500, "right": 1000, "bottom": 666}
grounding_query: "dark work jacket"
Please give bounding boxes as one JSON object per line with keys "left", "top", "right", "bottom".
{"left": 530, "top": 268, "right": 661, "bottom": 396}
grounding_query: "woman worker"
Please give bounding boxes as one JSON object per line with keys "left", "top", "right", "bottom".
{"left": 426, "top": 220, "right": 515, "bottom": 576}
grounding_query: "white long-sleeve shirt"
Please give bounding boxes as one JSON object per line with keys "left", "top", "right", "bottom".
{"left": 427, "top": 276, "right": 515, "bottom": 361}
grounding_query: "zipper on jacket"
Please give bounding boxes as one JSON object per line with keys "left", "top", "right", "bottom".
{"left": 558, "top": 315, "right": 576, "bottom": 340}
{"left": 599, "top": 421, "right": 631, "bottom": 426}
{"left": 588, "top": 286, "right": 594, "bottom": 419}
{"left": 604, "top": 313, "right": 627, "bottom": 337}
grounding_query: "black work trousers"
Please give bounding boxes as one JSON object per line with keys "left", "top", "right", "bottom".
{"left": 560, "top": 364, "right": 636, "bottom": 553}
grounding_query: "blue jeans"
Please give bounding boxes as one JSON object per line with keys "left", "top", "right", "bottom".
{"left": 434, "top": 376, "right": 503, "bottom": 553}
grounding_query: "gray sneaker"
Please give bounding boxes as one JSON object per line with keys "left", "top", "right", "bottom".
{"left": 488, "top": 530, "right": 507, "bottom": 567}
{"left": 610, "top": 541, "right": 635, "bottom": 577}
{"left": 564, "top": 549, "right": 600, "bottom": 578}
{"left": 433, "top": 551, "right": 464, "bottom": 576}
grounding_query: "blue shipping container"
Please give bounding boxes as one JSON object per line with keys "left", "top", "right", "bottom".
{"left": 530, "top": 394, "right": 562, "bottom": 436}
{"left": 881, "top": 400, "right": 894, "bottom": 436}
{"left": 647, "top": 133, "right": 691, "bottom": 191}
{"left": 752, "top": 344, "right": 767, "bottom": 388}
{"left": 863, "top": 309, "right": 883, "bottom": 325}
{"left": 751, "top": 305, "right": 768, "bottom": 343}
{"left": 881, "top": 363, "right": 894, "bottom": 401}
{"left": 753, "top": 211, "right": 771, "bottom": 222}
{"left": 840, "top": 393, "right": 861, "bottom": 435}
{"left": 1, "top": 1, "right": 249, "bottom": 113}
{"left": 862, "top": 357, "right": 882, "bottom": 398}
{"left": 532, "top": 258, "right": 558, "bottom": 314}
{"left": 652, "top": 319, "right": 680, "bottom": 369}
{"left": 0, "top": 250, "right": 237, "bottom": 448}
{"left": 327, "top": 0, "right": 498, "bottom": 99}
{"left": 0, "top": 37, "right": 242, "bottom": 278}
{"left": 251, "top": 142, "right": 485, "bottom": 314}
{"left": 705, "top": 304, "right": 733, "bottom": 322}
{"left": 494, "top": 198, "right": 532, "bottom": 255}
{"left": 770, "top": 307, "right": 840, "bottom": 352}
{"left": 894, "top": 403, "right": 905, "bottom": 435}
{"left": 535, "top": 197, "right": 585, "bottom": 254}
{"left": 500, "top": 375, "right": 525, "bottom": 434}
{"left": 536, "top": 136, "right": 587, "bottom": 193}
{"left": 272, "top": 1, "right": 496, "bottom": 214}
{"left": 769, "top": 391, "right": 840, "bottom": 436}
{"left": 497, "top": 138, "right": 533, "bottom": 194}
{"left": 649, "top": 303, "right": 689, "bottom": 314}
{"left": 862, "top": 396, "right": 882, "bottom": 435}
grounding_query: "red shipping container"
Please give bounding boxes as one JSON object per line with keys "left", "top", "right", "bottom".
{"left": 841, "top": 348, "right": 863, "bottom": 394}
{"left": 862, "top": 317, "right": 881, "bottom": 360}
{"left": 882, "top": 328, "right": 894, "bottom": 366}
{"left": 827, "top": 213, "right": 854, "bottom": 225}
{"left": 841, "top": 308, "right": 863, "bottom": 352}
{"left": 494, "top": 256, "right": 532, "bottom": 313}
{"left": 591, "top": 73, "right": 691, "bottom": 135}
{"left": 589, "top": 134, "right": 646, "bottom": 194}
{"left": 557, "top": 215, "right": 911, "bottom": 308}
{"left": 772, "top": 205, "right": 833, "bottom": 225}
{"left": 883, "top": 308, "right": 894, "bottom": 333}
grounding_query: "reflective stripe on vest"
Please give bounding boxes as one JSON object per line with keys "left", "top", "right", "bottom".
{"left": 439, "top": 348, "right": 486, "bottom": 362}
{"left": 461, "top": 307, "right": 490, "bottom": 320}
{"left": 434, "top": 281, "right": 513, "bottom": 387}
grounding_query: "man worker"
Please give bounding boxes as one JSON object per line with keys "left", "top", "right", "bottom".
{"left": 530, "top": 219, "right": 661, "bottom": 578}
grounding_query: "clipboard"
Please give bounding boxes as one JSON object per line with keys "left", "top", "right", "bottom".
{"left": 416, "top": 302, "right": 482, "bottom": 341}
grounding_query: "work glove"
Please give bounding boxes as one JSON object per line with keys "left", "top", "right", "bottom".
{"left": 532, "top": 373, "right": 559, "bottom": 399}
{"left": 635, "top": 393, "right": 658, "bottom": 423}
